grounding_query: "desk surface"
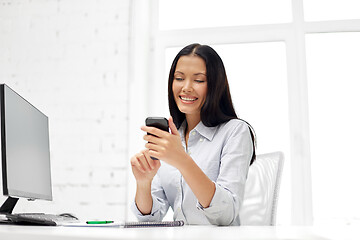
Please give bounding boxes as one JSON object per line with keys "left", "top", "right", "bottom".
{"left": 1, "top": 224, "right": 359, "bottom": 240}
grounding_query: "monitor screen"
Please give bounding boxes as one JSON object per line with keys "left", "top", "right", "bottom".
{"left": 0, "top": 84, "right": 52, "bottom": 201}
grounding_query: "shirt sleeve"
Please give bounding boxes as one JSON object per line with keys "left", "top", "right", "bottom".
{"left": 131, "top": 174, "right": 170, "bottom": 222}
{"left": 195, "top": 121, "right": 253, "bottom": 226}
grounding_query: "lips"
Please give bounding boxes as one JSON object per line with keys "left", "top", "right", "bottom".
{"left": 179, "top": 95, "right": 198, "bottom": 103}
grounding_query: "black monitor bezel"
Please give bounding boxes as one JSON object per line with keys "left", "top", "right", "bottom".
{"left": 0, "top": 84, "right": 9, "bottom": 196}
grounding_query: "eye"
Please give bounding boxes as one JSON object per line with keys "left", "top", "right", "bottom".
{"left": 194, "top": 80, "right": 205, "bottom": 83}
{"left": 174, "top": 77, "right": 184, "bottom": 81}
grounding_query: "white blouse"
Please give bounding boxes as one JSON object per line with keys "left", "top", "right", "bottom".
{"left": 131, "top": 119, "right": 253, "bottom": 226}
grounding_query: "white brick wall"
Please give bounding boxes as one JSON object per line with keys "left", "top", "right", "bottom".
{"left": 0, "top": 0, "right": 131, "bottom": 221}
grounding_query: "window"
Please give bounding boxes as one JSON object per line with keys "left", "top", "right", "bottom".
{"left": 128, "top": 0, "right": 360, "bottom": 225}
{"left": 307, "top": 32, "right": 360, "bottom": 226}
{"left": 159, "top": 0, "right": 292, "bottom": 30}
{"left": 303, "top": 0, "right": 360, "bottom": 21}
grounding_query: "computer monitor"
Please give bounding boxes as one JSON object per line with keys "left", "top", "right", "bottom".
{"left": 0, "top": 84, "right": 52, "bottom": 214}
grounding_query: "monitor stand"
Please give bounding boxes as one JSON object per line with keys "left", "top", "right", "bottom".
{"left": 0, "top": 196, "right": 19, "bottom": 214}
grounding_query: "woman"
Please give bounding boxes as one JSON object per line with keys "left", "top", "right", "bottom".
{"left": 130, "top": 43, "right": 256, "bottom": 226}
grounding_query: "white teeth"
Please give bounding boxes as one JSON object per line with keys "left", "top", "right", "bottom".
{"left": 180, "top": 96, "right": 196, "bottom": 101}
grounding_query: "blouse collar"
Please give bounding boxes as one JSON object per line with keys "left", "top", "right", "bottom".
{"left": 179, "top": 120, "right": 217, "bottom": 141}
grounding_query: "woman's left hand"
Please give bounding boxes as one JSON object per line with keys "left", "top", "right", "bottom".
{"left": 141, "top": 116, "right": 186, "bottom": 168}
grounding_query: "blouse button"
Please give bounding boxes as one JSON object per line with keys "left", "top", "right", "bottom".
{"left": 200, "top": 138, "right": 204, "bottom": 142}
{"left": 191, "top": 132, "right": 196, "bottom": 136}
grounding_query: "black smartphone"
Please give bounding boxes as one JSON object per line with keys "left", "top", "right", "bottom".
{"left": 145, "top": 117, "right": 169, "bottom": 160}
{"left": 145, "top": 117, "right": 169, "bottom": 133}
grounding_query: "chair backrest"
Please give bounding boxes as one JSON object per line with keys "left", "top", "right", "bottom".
{"left": 239, "top": 151, "right": 284, "bottom": 225}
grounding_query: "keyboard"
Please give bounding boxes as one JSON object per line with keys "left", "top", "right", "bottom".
{"left": 6, "top": 213, "right": 79, "bottom": 226}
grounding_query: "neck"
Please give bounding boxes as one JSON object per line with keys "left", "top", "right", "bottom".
{"left": 185, "top": 114, "right": 201, "bottom": 133}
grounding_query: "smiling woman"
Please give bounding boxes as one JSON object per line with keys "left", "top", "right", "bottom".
{"left": 129, "top": 43, "right": 256, "bottom": 226}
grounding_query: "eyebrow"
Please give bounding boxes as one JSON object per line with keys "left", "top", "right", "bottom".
{"left": 175, "top": 71, "right": 207, "bottom": 76}
{"left": 194, "top": 73, "right": 207, "bottom": 76}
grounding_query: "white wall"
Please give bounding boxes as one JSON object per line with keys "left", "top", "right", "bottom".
{"left": 0, "top": 0, "right": 131, "bottom": 221}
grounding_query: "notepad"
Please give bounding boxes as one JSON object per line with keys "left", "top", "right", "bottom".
{"left": 123, "top": 220, "right": 184, "bottom": 228}
{"left": 60, "top": 220, "right": 185, "bottom": 228}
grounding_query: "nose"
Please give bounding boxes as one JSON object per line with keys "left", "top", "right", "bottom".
{"left": 182, "top": 79, "right": 193, "bottom": 92}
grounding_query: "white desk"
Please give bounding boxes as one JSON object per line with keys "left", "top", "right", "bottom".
{"left": 1, "top": 224, "right": 359, "bottom": 240}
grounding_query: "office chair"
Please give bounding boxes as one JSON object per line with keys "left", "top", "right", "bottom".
{"left": 239, "top": 151, "right": 284, "bottom": 225}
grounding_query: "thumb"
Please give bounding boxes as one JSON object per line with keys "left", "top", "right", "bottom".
{"left": 168, "top": 116, "right": 180, "bottom": 136}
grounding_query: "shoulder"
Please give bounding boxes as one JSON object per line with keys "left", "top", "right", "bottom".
{"left": 217, "top": 118, "right": 250, "bottom": 134}
{"left": 196, "top": 119, "right": 251, "bottom": 142}
{"left": 215, "top": 119, "right": 253, "bottom": 146}
{"left": 218, "top": 120, "right": 254, "bottom": 156}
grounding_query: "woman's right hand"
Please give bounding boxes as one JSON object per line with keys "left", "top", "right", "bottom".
{"left": 130, "top": 149, "right": 161, "bottom": 183}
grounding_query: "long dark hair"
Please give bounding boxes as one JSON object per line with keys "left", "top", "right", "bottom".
{"left": 168, "top": 43, "right": 256, "bottom": 165}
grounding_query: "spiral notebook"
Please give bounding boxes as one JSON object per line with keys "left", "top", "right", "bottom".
{"left": 123, "top": 220, "right": 184, "bottom": 228}
{"left": 61, "top": 220, "right": 184, "bottom": 228}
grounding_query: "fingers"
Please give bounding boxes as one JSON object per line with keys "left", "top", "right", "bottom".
{"left": 148, "top": 150, "right": 161, "bottom": 160}
{"left": 139, "top": 117, "right": 179, "bottom": 163}
{"left": 145, "top": 142, "right": 163, "bottom": 155}
{"left": 168, "top": 116, "right": 180, "bottom": 136}
{"left": 131, "top": 154, "right": 146, "bottom": 173}
{"left": 142, "top": 150, "right": 156, "bottom": 170}
{"left": 141, "top": 125, "right": 168, "bottom": 138}
{"left": 143, "top": 133, "right": 163, "bottom": 145}
{"left": 131, "top": 150, "right": 155, "bottom": 173}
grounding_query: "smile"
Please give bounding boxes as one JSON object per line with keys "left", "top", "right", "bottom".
{"left": 179, "top": 96, "right": 198, "bottom": 102}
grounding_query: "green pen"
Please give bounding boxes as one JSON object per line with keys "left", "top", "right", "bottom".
{"left": 86, "top": 221, "right": 114, "bottom": 224}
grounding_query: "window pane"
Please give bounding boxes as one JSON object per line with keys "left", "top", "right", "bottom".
{"left": 166, "top": 42, "right": 290, "bottom": 225}
{"left": 306, "top": 32, "right": 360, "bottom": 226}
{"left": 159, "top": 0, "right": 292, "bottom": 30}
{"left": 304, "top": 0, "right": 360, "bottom": 21}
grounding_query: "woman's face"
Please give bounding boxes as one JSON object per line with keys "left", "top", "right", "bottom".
{"left": 172, "top": 55, "right": 208, "bottom": 118}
